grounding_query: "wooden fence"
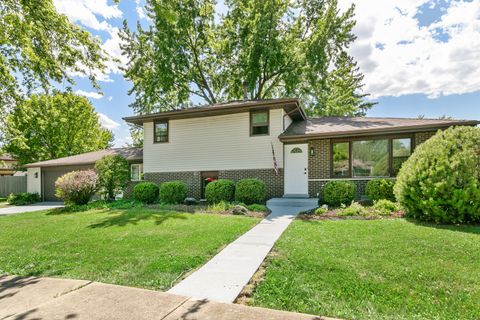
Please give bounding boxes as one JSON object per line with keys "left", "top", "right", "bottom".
{"left": 0, "top": 176, "right": 27, "bottom": 197}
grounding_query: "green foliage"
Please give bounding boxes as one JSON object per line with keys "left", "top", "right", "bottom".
{"left": 246, "top": 204, "right": 269, "bottom": 213}
{"left": 159, "top": 181, "right": 187, "bottom": 204}
{"left": 120, "top": 0, "right": 373, "bottom": 116}
{"left": 3, "top": 93, "right": 113, "bottom": 165}
{"left": 394, "top": 126, "right": 480, "bottom": 224}
{"left": 208, "top": 201, "right": 232, "bottom": 213}
{"left": 235, "top": 179, "right": 267, "bottom": 205}
{"left": 372, "top": 199, "right": 401, "bottom": 216}
{"left": 55, "top": 170, "right": 99, "bottom": 205}
{"left": 315, "top": 207, "right": 328, "bottom": 215}
{"left": 95, "top": 155, "right": 130, "bottom": 200}
{"left": 7, "top": 192, "right": 40, "bottom": 206}
{"left": 133, "top": 182, "right": 159, "bottom": 204}
{"left": 58, "top": 199, "right": 143, "bottom": 213}
{"left": 323, "top": 181, "right": 355, "bottom": 207}
{"left": 0, "top": 0, "right": 108, "bottom": 112}
{"left": 365, "top": 179, "right": 395, "bottom": 201}
{"left": 205, "top": 179, "right": 235, "bottom": 204}
{"left": 337, "top": 202, "right": 368, "bottom": 216}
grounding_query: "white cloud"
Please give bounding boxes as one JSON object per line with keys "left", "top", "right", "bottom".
{"left": 75, "top": 89, "right": 104, "bottom": 99}
{"left": 98, "top": 113, "right": 120, "bottom": 130}
{"left": 135, "top": 0, "right": 147, "bottom": 19}
{"left": 108, "top": 96, "right": 113, "bottom": 101}
{"left": 102, "top": 27, "right": 128, "bottom": 74}
{"left": 339, "top": 0, "right": 480, "bottom": 99}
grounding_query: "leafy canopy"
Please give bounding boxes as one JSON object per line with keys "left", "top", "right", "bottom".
{"left": 0, "top": 0, "right": 109, "bottom": 111}
{"left": 3, "top": 92, "right": 113, "bottom": 165}
{"left": 121, "top": 0, "right": 374, "bottom": 116}
{"left": 95, "top": 155, "right": 130, "bottom": 201}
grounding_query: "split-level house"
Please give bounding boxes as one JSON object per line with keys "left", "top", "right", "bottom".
{"left": 25, "top": 98, "right": 478, "bottom": 201}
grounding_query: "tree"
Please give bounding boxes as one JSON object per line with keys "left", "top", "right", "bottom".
{"left": 120, "top": 0, "right": 374, "bottom": 116}
{"left": 3, "top": 92, "right": 113, "bottom": 165}
{"left": 0, "top": 0, "right": 109, "bottom": 112}
{"left": 95, "top": 155, "right": 130, "bottom": 201}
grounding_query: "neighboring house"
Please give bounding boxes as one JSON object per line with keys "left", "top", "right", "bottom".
{"left": 24, "top": 98, "right": 478, "bottom": 201}
{"left": 0, "top": 153, "right": 18, "bottom": 176}
{"left": 24, "top": 148, "right": 143, "bottom": 201}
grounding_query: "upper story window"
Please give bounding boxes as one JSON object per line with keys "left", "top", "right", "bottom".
{"left": 250, "top": 110, "right": 269, "bottom": 136}
{"left": 131, "top": 163, "right": 144, "bottom": 181}
{"left": 154, "top": 121, "right": 169, "bottom": 143}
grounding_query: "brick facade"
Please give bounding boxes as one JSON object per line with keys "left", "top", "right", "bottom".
{"left": 144, "top": 168, "right": 283, "bottom": 200}
{"left": 415, "top": 131, "right": 436, "bottom": 145}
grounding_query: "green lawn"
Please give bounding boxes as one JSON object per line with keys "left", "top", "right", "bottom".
{"left": 252, "top": 219, "right": 480, "bottom": 320}
{"left": 0, "top": 207, "right": 258, "bottom": 290}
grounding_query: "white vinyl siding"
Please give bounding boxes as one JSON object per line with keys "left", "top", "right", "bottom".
{"left": 27, "top": 167, "right": 41, "bottom": 194}
{"left": 143, "top": 109, "right": 285, "bottom": 173}
{"left": 283, "top": 112, "right": 293, "bottom": 130}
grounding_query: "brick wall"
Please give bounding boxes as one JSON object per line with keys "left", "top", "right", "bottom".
{"left": 308, "top": 139, "right": 330, "bottom": 179}
{"left": 415, "top": 131, "right": 436, "bottom": 146}
{"left": 144, "top": 168, "right": 283, "bottom": 200}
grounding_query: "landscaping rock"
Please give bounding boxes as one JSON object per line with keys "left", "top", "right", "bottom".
{"left": 231, "top": 205, "right": 248, "bottom": 215}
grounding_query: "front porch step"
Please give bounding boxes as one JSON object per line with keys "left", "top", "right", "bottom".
{"left": 267, "top": 197, "right": 318, "bottom": 208}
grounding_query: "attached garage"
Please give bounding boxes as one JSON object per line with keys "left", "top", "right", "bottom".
{"left": 25, "top": 148, "right": 143, "bottom": 202}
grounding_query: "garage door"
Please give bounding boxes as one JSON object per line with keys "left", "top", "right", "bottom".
{"left": 42, "top": 166, "right": 94, "bottom": 201}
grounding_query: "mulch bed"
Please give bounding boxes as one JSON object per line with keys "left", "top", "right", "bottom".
{"left": 297, "top": 209, "right": 405, "bottom": 221}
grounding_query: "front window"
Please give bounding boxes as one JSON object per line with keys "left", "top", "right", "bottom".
{"left": 131, "top": 164, "right": 143, "bottom": 181}
{"left": 154, "top": 121, "right": 168, "bottom": 143}
{"left": 332, "top": 142, "right": 350, "bottom": 178}
{"left": 352, "top": 139, "right": 389, "bottom": 177}
{"left": 392, "top": 138, "right": 412, "bottom": 175}
{"left": 250, "top": 110, "right": 269, "bottom": 136}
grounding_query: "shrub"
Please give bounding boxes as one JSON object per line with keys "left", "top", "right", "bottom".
{"left": 323, "top": 181, "right": 355, "bottom": 207}
{"left": 372, "top": 199, "right": 401, "bottom": 216}
{"left": 55, "top": 170, "right": 99, "bottom": 205}
{"left": 95, "top": 155, "right": 130, "bottom": 200}
{"left": 205, "top": 179, "right": 235, "bottom": 204}
{"left": 394, "top": 126, "right": 480, "bottom": 224}
{"left": 246, "top": 203, "right": 269, "bottom": 212}
{"left": 159, "top": 181, "right": 187, "bottom": 204}
{"left": 235, "top": 179, "right": 267, "bottom": 205}
{"left": 208, "top": 200, "right": 231, "bottom": 213}
{"left": 315, "top": 206, "right": 328, "bottom": 215}
{"left": 133, "top": 182, "right": 159, "bottom": 204}
{"left": 7, "top": 192, "right": 40, "bottom": 205}
{"left": 365, "top": 179, "right": 395, "bottom": 201}
{"left": 337, "top": 202, "right": 368, "bottom": 216}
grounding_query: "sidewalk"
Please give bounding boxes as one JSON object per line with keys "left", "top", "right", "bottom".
{"left": 0, "top": 275, "right": 333, "bottom": 320}
{"left": 169, "top": 198, "right": 318, "bottom": 303}
{"left": 0, "top": 202, "right": 63, "bottom": 216}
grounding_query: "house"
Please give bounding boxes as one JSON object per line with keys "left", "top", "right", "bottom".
{"left": 24, "top": 148, "right": 142, "bottom": 201}
{"left": 0, "top": 153, "right": 19, "bottom": 176}
{"left": 25, "top": 98, "right": 478, "bottom": 201}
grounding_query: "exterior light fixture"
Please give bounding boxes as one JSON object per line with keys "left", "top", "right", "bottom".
{"left": 34, "top": 172, "right": 38, "bottom": 178}
{"left": 310, "top": 147, "right": 315, "bottom": 156}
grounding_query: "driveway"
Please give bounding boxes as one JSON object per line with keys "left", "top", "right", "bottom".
{"left": 0, "top": 202, "right": 64, "bottom": 216}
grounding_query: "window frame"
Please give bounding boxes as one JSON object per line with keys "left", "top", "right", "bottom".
{"left": 153, "top": 120, "right": 169, "bottom": 143}
{"left": 330, "top": 134, "right": 414, "bottom": 178}
{"left": 130, "top": 163, "right": 144, "bottom": 181}
{"left": 250, "top": 109, "right": 270, "bottom": 136}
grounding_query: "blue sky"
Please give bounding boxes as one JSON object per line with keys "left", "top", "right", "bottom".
{"left": 54, "top": 0, "right": 480, "bottom": 146}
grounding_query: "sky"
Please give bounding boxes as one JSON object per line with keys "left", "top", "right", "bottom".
{"left": 53, "top": 0, "right": 480, "bottom": 147}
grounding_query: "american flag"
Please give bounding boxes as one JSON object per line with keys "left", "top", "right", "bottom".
{"left": 271, "top": 142, "right": 279, "bottom": 176}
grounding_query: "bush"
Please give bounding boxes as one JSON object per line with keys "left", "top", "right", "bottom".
{"left": 365, "top": 179, "right": 395, "bottom": 201}
{"left": 394, "top": 126, "right": 480, "bottom": 223}
{"left": 95, "top": 155, "right": 130, "bottom": 200}
{"left": 205, "top": 179, "right": 235, "bottom": 204}
{"left": 208, "top": 200, "right": 231, "bottom": 213}
{"left": 323, "top": 181, "right": 355, "bottom": 207}
{"left": 7, "top": 192, "right": 40, "bottom": 205}
{"left": 373, "top": 199, "right": 401, "bottom": 216}
{"left": 337, "top": 202, "right": 368, "bottom": 216}
{"left": 315, "top": 206, "right": 328, "bottom": 215}
{"left": 159, "top": 181, "right": 187, "bottom": 204}
{"left": 133, "top": 182, "right": 159, "bottom": 204}
{"left": 246, "top": 204, "right": 269, "bottom": 212}
{"left": 55, "top": 170, "right": 99, "bottom": 205}
{"left": 235, "top": 179, "right": 267, "bottom": 205}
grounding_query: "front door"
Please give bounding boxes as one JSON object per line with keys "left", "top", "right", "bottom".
{"left": 284, "top": 144, "right": 309, "bottom": 196}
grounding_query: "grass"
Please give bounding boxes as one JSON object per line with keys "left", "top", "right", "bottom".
{"left": 251, "top": 219, "right": 480, "bottom": 320}
{"left": 0, "top": 197, "right": 6, "bottom": 202}
{"left": 0, "top": 207, "right": 259, "bottom": 290}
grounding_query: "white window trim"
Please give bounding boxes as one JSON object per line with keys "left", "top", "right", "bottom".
{"left": 131, "top": 163, "right": 144, "bottom": 181}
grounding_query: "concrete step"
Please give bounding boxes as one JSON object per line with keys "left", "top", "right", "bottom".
{"left": 267, "top": 197, "right": 318, "bottom": 208}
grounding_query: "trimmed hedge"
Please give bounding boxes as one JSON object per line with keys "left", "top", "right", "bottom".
{"left": 205, "top": 179, "right": 235, "bottom": 204}
{"left": 133, "top": 182, "right": 159, "bottom": 204}
{"left": 235, "top": 179, "right": 267, "bottom": 205}
{"left": 365, "top": 179, "right": 395, "bottom": 201}
{"left": 55, "top": 170, "right": 99, "bottom": 205}
{"left": 395, "top": 126, "right": 480, "bottom": 223}
{"left": 160, "top": 181, "right": 187, "bottom": 204}
{"left": 323, "top": 181, "right": 355, "bottom": 207}
{"left": 7, "top": 192, "right": 41, "bottom": 206}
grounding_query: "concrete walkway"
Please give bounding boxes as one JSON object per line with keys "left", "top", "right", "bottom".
{"left": 0, "top": 202, "right": 63, "bottom": 216}
{"left": 0, "top": 275, "right": 333, "bottom": 320}
{"left": 169, "top": 198, "right": 318, "bottom": 303}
